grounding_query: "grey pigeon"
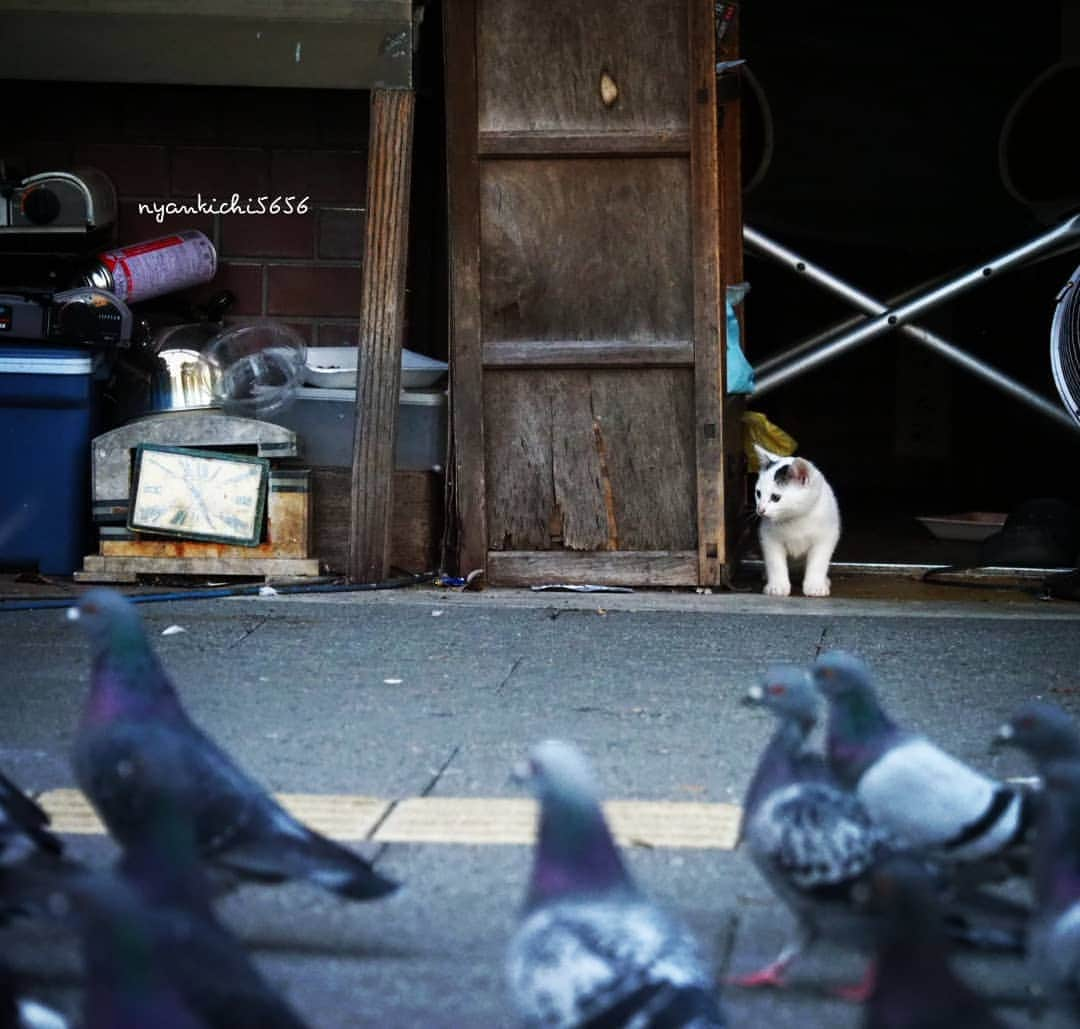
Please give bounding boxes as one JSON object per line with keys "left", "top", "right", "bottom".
{"left": 67, "top": 588, "right": 398, "bottom": 902}
{"left": 858, "top": 856, "right": 1006, "bottom": 1029}
{"left": 734, "top": 665, "right": 899, "bottom": 993}
{"left": 1023, "top": 759, "right": 1080, "bottom": 1015}
{"left": 992, "top": 705, "right": 1080, "bottom": 1013}
{"left": 735, "top": 666, "right": 1024, "bottom": 997}
{"left": 993, "top": 699, "right": 1080, "bottom": 770}
{"left": 812, "top": 650, "right": 1032, "bottom": 870}
{"left": 0, "top": 771, "right": 62, "bottom": 861}
{"left": 3, "top": 787, "right": 310, "bottom": 1029}
{"left": 506, "top": 739, "right": 725, "bottom": 1027}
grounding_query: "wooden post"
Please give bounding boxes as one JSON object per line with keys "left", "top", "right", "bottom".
{"left": 349, "top": 87, "right": 416, "bottom": 582}
{"left": 689, "top": 0, "right": 726, "bottom": 585}
{"left": 443, "top": 0, "right": 487, "bottom": 578}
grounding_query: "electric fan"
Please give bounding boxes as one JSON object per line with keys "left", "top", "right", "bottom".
{"left": 1051, "top": 264, "right": 1080, "bottom": 428}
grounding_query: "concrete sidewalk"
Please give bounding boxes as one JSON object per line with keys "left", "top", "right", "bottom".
{"left": 0, "top": 585, "right": 1078, "bottom": 1026}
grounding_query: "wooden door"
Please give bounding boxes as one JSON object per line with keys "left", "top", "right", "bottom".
{"left": 445, "top": 0, "right": 741, "bottom": 586}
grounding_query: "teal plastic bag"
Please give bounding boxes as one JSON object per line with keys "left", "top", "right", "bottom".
{"left": 726, "top": 283, "right": 754, "bottom": 395}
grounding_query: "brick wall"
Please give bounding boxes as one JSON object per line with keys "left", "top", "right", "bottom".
{"left": 6, "top": 81, "right": 386, "bottom": 349}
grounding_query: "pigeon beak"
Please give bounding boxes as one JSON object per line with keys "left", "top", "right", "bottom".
{"left": 989, "top": 723, "right": 1014, "bottom": 751}
{"left": 65, "top": 606, "right": 80, "bottom": 622}
{"left": 741, "top": 684, "right": 765, "bottom": 707}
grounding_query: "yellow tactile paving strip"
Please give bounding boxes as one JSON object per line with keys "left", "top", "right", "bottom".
{"left": 37, "top": 790, "right": 742, "bottom": 850}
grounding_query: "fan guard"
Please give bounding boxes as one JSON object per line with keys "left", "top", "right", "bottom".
{"left": 1051, "top": 264, "right": 1080, "bottom": 428}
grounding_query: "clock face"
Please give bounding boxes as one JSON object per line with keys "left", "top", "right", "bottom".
{"left": 128, "top": 445, "right": 269, "bottom": 546}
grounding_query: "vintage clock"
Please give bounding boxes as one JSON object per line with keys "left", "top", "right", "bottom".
{"left": 127, "top": 444, "right": 269, "bottom": 546}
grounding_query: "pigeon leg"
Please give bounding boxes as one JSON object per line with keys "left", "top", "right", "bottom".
{"left": 832, "top": 959, "right": 877, "bottom": 1003}
{"left": 727, "top": 931, "right": 810, "bottom": 989}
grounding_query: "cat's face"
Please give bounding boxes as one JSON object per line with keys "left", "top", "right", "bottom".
{"left": 754, "top": 446, "right": 813, "bottom": 520}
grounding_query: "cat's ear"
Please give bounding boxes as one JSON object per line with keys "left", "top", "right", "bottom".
{"left": 753, "top": 443, "right": 782, "bottom": 468}
{"left": 789, "top": 458, "right": 812, "bottom": 485}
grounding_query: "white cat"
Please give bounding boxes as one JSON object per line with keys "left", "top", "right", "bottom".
{"left": 753, "top": 443, "right": 840, "bottom": 597}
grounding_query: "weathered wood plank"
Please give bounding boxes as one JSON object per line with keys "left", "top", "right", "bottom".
{"left": 478, "top": 130, "right": 690, "bottom": 158}
{"left": 480, "top": 159, "right": 692, "bottom": 344}
{"left": 484, "top": 370, "right": 696, "bottom": 553}
{"left": 77, "top": 556, "right": 321, "bottom": 579}
{"left": 482, "top": 339, "right": 694, "bottom": 368}
{"left": 444, "top": 0, "right": 488, "bottom": 576}
{"left": 349, "top": 88, "right": 415, "bottom": 583}
{"left": 315, "top": 469, "right": 442, "bottom": 575}
{"left": 477, "top": 0, "right": 689, "bottom": 135}
{"left": 487, "top": 550, "right": 698, "bottom": 587}
{"left": 688, "top": 0, "right": 726, "bottom": 584}
{"left": 0, "top": 2, "right": 413, "bottom": 89}
{"left": 718, "top": 12, "right": 748, "bottom": 565}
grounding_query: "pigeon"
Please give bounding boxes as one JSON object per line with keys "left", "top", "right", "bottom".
{"left": 812, "top": 650, "right": 1032, "bottom": 871}
{"left": 993, "top": 699, "right": 1080, "bottom": 771}
{"left": 3, "top": 787, "right": 311, "bottom": 1029}
{"left": 66, "top": 588, "right": 398, "bottom": 902}
{"left": 734, "top": 665, "right": 899, "bottom": 993}
{"left": 735, "top": 665, "right": 1024, "bottom": 997}
{"left": 857, "top": 855, "right": 1006, "bottom": 1029}
{"left": 0, "top": 770, "right": 62, "bottom": 861}
{"left": 1022, "top": 759, "right": 1080, "bottom": 1014}
{"left": 506, "top": 739, "right": 725, "bottom": 1027}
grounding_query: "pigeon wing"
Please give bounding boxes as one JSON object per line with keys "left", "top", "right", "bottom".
{"left": 508, "top": 897, "right": 721, "bottom": 1028}
{"left": 749, "top": 781, "right": 894, "bottom": 892}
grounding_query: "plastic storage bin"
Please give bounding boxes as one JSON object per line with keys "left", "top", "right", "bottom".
{"left": 270, "top": 387, "right": 447, "bottom": 470}
{"left": 0, "top": 347, "right": 97, "bottom": 574}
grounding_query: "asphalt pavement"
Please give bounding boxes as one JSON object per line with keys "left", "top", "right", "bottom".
{"left": 1, "top": 584, "right": 1079, "bottom": 1027}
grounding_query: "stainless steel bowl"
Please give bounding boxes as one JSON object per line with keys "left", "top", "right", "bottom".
{"left": 143, "top": 323, "right": 222, "bottom": 413}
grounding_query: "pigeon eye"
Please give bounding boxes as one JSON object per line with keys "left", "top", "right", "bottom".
{"left": 1018, "top": 716, "right": 1034, "bottom": 730}
{"left": 82, "top": 603, "right": 98, "bottom": 615}
{"left": 818, "top": 667, "right": 835, "bottom": 679}
{"left": 767, "top": 684, "right": 785, "bottom": 696}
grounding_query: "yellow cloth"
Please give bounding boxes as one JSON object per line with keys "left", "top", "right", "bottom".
{"left": 742, "top": 411, "right": 798, "bottom": 471}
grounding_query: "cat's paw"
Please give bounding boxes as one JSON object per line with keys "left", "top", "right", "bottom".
{"left": 763, "top": 581, "right": 791, "bottom": 597}
{"left": 803, "top": 578, "right": 831, "bottom": 597}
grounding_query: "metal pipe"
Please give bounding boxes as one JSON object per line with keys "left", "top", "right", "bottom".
{"left": 749, "top": 215, "right": 1080, "bottom": 396}
{"left": 745, "top": 223, "right": 1080, "bottom": 432}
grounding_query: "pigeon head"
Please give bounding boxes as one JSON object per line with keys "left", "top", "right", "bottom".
{"left": 68, "top": 589, "right": 177, "bottom": 723}
{"left": 743, "top": 664, "right": 818, "bottom": 730}
{"left": 811, "top": 650, "right": 899, "bottom": 784}
{"left": 515, "top": 740, "right": 632, "bottom": 908}
{"left": 68, "top": 590, "right": 149, "bottom": 660}
{"left": 993, "top": 701, "right": 1080, "bottom": 769}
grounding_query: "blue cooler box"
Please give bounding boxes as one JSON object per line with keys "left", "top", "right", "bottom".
{"left": 0, "top": 347, "right": 97, "bottom": 574}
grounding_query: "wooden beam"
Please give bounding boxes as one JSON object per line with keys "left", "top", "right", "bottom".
{"left": 717, "top": 9, "right": 748, "bottom": 566}
{"left": 482, "top": 339, "right": 694, "bottom": 369}
{"left": 487, "top": 550, "right": 698, "bottom": 587}
{"left": 349, "top": 88, "right": 415, "bottom": 582}
{"left": 478, "top": 130, "right": 690, "bottom": 158}
{"left": 444, "top": 0, "right": 488, "bottom": 576}
{"left": 688, "top": 0, "right": 726, "bottom": 586}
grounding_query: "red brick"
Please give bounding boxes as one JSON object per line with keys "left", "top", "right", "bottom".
{"left": 220, "top": 210, "right": 315, "bottom": 259}
{"left": 317, "top": 207, "right": 366, "bottom": 260}
{"left": 183, "top": 262, "right": 264, "bottom": 316}
{"left": 314, "top": 91, "right": 370, "bottom": 147}
{"left": 171, "top": 147, "right": 270, "bottom": 200}
{"left": 270, "top": 150, "right": 366, "bottom": 204}
{"left": 220, "top": 89, "right": 324, "bottom": 148}
{"left": 117, "top": 199, "right": 215, "bottom": 248}
{"left": 282, "top": 321, "right": 316, "bottom": 345}
{"left": 267, "top": 265, "right": 363, "bottom": 318}
{"left": 123, "top": 86, "right": 223, "bottom": 145}
{"left": 72, "top": 144, "right": 169, "bottom": 196}
{"left": 20, "top": 142, "right": 75, "bottom": 176}
{"left": 315, "top": 322, "right": 361, "bottom": 347}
